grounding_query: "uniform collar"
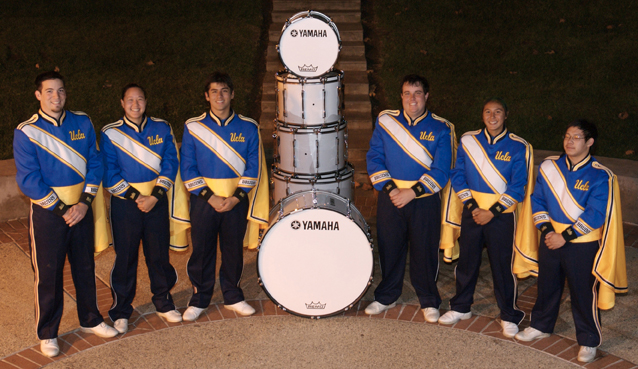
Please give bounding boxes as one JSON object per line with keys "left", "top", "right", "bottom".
{"left": 209, "top": 110, "right": 235, "bottom": 126}
{"left": 402, "top": 109, "right": 428, "bottom": 126}
{"left": 123, "top": 115, "right": 148, "bottom": 133}
{"left": 565, "top": 153, "right": 592, "bottom": 172}
{"left": 39, "top": 109, "right": 66, "bottom": 127}
{"left": 483, "top": 127, "right": 508, "bottom": 145}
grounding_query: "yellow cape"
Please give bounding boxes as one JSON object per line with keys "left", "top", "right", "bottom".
{"left": 243, "top": 134, "right": 269, "bottom": 249}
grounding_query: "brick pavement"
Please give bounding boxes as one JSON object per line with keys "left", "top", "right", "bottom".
{"left": 1, "top": 214, "right": 637, "bottom": 368}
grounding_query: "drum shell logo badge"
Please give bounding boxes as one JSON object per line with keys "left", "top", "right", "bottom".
{"left": 290, "top": 220, "right": 340, "bottom": 231}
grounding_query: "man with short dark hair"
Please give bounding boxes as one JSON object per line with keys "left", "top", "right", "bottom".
{"left": 515, "top": 120, "right": 627, "bottom": 363}
{"left": 365, "top": 74, "right": 455, "bottom": 321}
{"left": 180, "top": 72, "right": 268, "bottom": 321}
{"left": 13, "top": 71, "right": 118, "bottom": 358}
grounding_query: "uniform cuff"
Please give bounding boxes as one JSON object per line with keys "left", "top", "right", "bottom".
{"left": 79, "top": 193, "right": 94, "bottom": 207}
{"left": 198, "top": 186, "right": 214, "bottom": 201}
{"left": 124, "top": 186, "right": 141, "bottom": 201}
{"left": 382, "top": 180, "right": 398, "bottom": 194}
{"left": 151, "top": 186, "right": 166, "bottom": 200}
{"left": 561, "top": 226, "right": 578, "bottom": 242}
{"left": 464, "top": 198, "right": 479, "bottom": 212}
{"left": 411, "top": 182, "right": 426, "bottom": 197}
{"left": 539, "top": 222, "right": 555, "bottom": 239}
{"left": 233, "top": 188, "right": 248, "bottom": 202}
{"left": 52, "top": 201, "right": 70, "bottom": 217}
{"left": 489, "top": 202, "right": 505, "bottom": 217}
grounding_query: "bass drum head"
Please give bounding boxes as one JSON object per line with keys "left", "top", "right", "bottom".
{"left": 278, "top": 11, "right": 341, "bottom": 78}
{"left": 258, "top": 205, "right": 372, "bottom": 318}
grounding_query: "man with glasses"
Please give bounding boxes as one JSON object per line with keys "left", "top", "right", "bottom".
{"left": 365, "top": 74, "right": 455, "bottom": 321}
{"left": 515, "top": 120, "right": 627, "bottom": 363}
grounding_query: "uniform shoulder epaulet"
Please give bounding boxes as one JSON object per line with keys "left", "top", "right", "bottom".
{"left": 460, "top": 129, "right": 481, "bottom": 138}
{"left": 69, "top": 110, "right": 89, "bottom": 117}
{"left": 185, "top": 113, "right": 207, "bottom": 125}
{"left": 378, "top": 109, "right": 400, "bottom": 118}
{"left": 544, "top": 155, "right": 561, "bottom": 162}
{"left": 101, "top": 120, "right": 124, "bottom": 132}
{"left": 150, "top": 116, "right": 169, "bottom": 125}
{"left": 508, "top": 133, "right": 530, "bottom": 147}
{"left": 592, "top": 161, "right": 614, "bottom": 178}
{"left": 16, "top": 114, "right": 39, "bottom": 130}
{"left": 238, "top": 114, "right": 259, "bottom": 127}
{"left": 431, "top": 113, "right": 455, "bottom": 131}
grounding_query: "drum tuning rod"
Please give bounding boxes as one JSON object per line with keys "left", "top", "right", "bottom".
{"left": 301, "top": 87, "right": 305, "bottom": 121}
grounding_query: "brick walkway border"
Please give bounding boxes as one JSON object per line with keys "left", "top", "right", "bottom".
{"left": 2, "top": 218, "right": 637, "bottom": 368}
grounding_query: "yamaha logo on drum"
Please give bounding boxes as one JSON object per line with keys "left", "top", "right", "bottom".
{"left": 294, "top": 29, "right": 328, "bottom": 37}
{"left": 302, "top": 220, "right": 339, "bottom": 230}
{"left": 305, "top": 301, "right": 326, "bottom": 309}
{"left": 291, "top": 29, "right": 298, "bottom": 37}
{"left": 291, "top": 220, "right": 301, "bottom": 230}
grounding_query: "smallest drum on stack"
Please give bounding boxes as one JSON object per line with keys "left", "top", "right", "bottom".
{"left": 271, "top": 10, "right": 353, "bottom": 205}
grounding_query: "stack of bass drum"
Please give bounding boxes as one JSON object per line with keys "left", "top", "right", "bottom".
{"left": 257, "top": 11, "right": 374, "bottom": 319}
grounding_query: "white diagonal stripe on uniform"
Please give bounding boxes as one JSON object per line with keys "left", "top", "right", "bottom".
{"left": 378, "top": 115, "right": 432, "bottom": 169}
{"left": 105, "top": 129, "right": 162, "bottom": 173}
{"left": 541, "top": 160, "right": 584, "bottom": 222}
{"left": 188, "top": 122, "right": 246, "bottom": 175}
{"left": 462, "top": 135, "right": 507, "bottom": 194}
{"left": 22, "top": 125, "right": 87, "bottom": 177}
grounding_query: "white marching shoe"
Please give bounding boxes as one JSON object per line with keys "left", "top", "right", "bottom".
{"left": 501, "top": 320, "right": 519, "bottom": 338}
{"left": 157, "top": 309, "right": 183, "bottom": 323}
{"left": 514, "top": 326, "right": 550, "bottom": 341}
{"left": 80, "top": 322, "right": 119, "bottom": 338}
{"left": 364, "top": 301, "right": 396, "bottom": 315}
{"left": 40, "top": 338, "right": 59, "bottom": 357}
{"left": 114, "top": 318, "right": 128, "bottom": 334}
{"left": 577, "top": 346, "right": 597, "bottom": 363}
{"left": 422, "top": 308, "right": 440, "bottom": 323}
{"left": 225, "top": 301, "right": 256, "bottom": 316}
{"left": 183, "top": 306, "right": 206, "bottom": 321}
{"left": 438, "top": 310, "right": 472, "bottom": 325}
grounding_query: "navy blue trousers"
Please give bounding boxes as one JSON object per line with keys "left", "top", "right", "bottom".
{"left": 449, "top": 209, "right": 524, "bottom": 323}
{"left": 187, "top": 194, "right": 248, "bottom": 307}
{"left": 30, "top": 203, "right": 103, "bottom": 339}
{"left": 108, "top": 195, "right": 177, "bottom": 321}
{"left": 374, "top": 191, "right": 441, "bottom": 309}
{"left": 531, "top": 239, "right": 601, "bottom": 347}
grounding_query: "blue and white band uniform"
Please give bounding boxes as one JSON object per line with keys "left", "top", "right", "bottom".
{"left": 101, "top": 116, "right": 178, "bottom": 199}
{"left": 13, "top": 109, "right": 106, "bottom": 340}
{"left": 367, "top": 109, "right": 453, "bottom": 195}
{"left": 448, "top": 128, "right": 531, "bottom": 324}
{"left": 14, "top": 110, "right": 103, "bottom": 209}
{"left": 452, "top": 128, "right": 529, "bottom": 214}
{"left": 180, "top": 111, "right": 260, "bottom": 198}
{"left": 366, "top": 108, "right": 454, "bottom": 310}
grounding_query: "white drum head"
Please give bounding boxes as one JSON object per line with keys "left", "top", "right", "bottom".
{"left": 258, "top": 208, "right": 372, "bottom": 317}
{"left": 278, "top": 13, "right": 341, "bottom": 78}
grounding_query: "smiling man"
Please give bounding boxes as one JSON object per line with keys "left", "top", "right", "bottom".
{"left": 13, "top": 71, "right": 118, "bottom": 357}
{"left": 366, "top": 74, "right": 456, "bottom": 321}
{"left": 180, "top": 72, "right": 267, "bottom": 320}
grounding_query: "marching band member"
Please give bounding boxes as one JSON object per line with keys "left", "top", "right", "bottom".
{"left": 180, "top": 72, "right": 268, "bottom": 321}
{"left": 101, "top": 84, "right": 190, "bottom": 332}
{"left": 365, "top": 74, "right": 455, "bottom": 322}
{"left": 438, "top": 99, "right": 533, "bottom": 339}
{"left": 14, "top": 71, "right": 117, "bottom": 357}
{"left": 514, "top": 120, "right": 627, "bottom": 363}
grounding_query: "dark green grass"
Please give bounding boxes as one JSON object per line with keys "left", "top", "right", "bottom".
{"left": 369, "top": 0, "right": 637, "bottom": 160}
{"left": 1, "top": 0, "right": 267, "bottom": 159}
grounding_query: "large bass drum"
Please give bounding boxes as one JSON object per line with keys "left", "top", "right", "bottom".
{"left": 277, "top": 11, "right": 342, "bottom": 78}
{"left": 257, "top": 191, "right": 373, "bottom": 318}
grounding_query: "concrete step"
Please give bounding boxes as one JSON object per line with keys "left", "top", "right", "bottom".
{"left": 272, "top": 1, "right": 361, "bottom": 12}
{"left": 269, "top": 22, "right": 362, "bottom": 42}
{"left": 272, "top": 10, "right": 361, "bottom": 23}
{"left": 267, "top": 41, "right": 364, "bottom": 59}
